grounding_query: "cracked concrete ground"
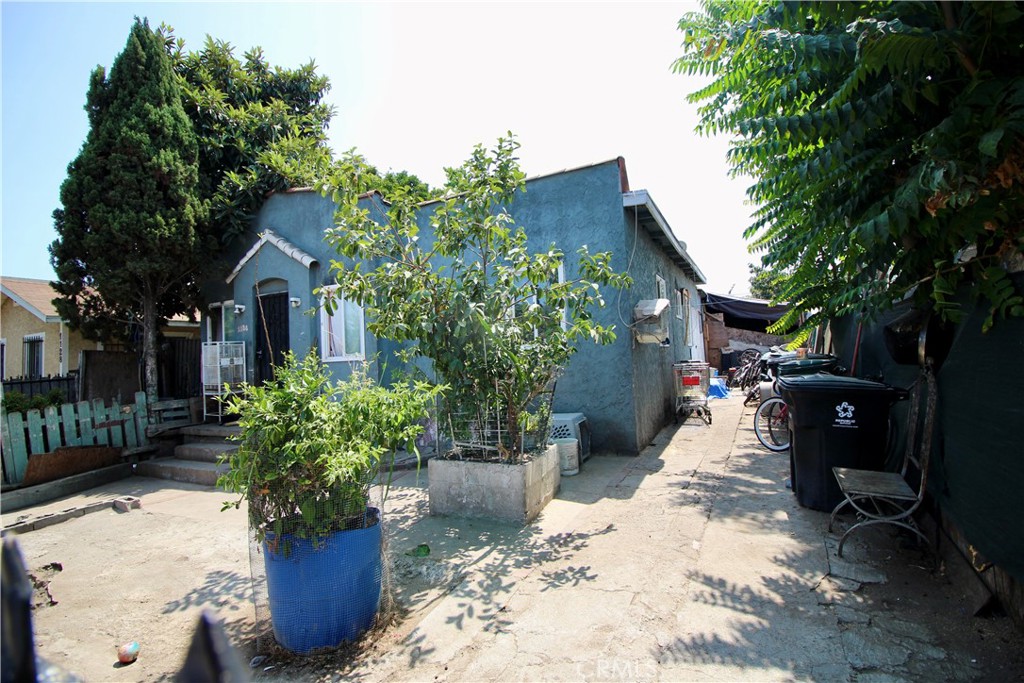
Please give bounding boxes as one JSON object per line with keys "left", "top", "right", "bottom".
{"left": 5, "top": 393, "right": 1022, "bottom": 681}
{"left": 337, "top": 394, "right": 1022, "bottom": 682}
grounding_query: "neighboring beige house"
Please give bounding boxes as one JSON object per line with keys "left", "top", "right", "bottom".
{"left": 0, "top": 276, "right": 102, "bottom": 379}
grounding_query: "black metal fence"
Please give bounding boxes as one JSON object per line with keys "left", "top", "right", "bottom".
{"left": 3, "top": 339, "right": 200, "bottom": 407}
{"left": 2, "top": 375, "right": 78, "bottom": 404}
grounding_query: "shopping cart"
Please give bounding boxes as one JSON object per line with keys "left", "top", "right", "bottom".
{"left": 673, "top": 361, "right": 712, "bottom": 425}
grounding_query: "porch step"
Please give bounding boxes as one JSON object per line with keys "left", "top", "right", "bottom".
{"left": 178, "top": 424, "right": 241, "bottom": 443}
{"left": 135, "top": 458, "right": 228, "bottom": 487}
{"left": 175, "top": 442, "right": 237, "bottom": 463}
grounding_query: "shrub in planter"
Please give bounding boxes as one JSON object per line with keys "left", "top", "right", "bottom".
{"left": 217, "top": 350, "right": 442, "bottom": 652}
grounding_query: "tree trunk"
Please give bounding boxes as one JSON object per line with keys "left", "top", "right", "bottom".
{"left": 142, "top": 295, "right": 159, "bottom": 405}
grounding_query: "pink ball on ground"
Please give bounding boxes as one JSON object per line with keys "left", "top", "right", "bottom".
{"left": 117, "top": 641, "right": 140, "bottom": 664}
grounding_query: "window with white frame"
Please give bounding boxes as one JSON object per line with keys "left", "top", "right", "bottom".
{"left": 207, "top": 301, "right": 236, "bottom": 341}
{"left": 320, "top": 286, "right": 365, "bottom": 361}
{"left": 682, "top": 289, "right": 693, "bottom": 344}
{"left": 548, "top": 262, "right": 568, "bottom": 331}
{"left": 23, "top": 334, "right": 43, "bottom": 378}
{"left": 513, "top": 262, "right": 568, "bottom": 334}
{"left": 675, "top": 288, "right": 684, "bottom": 320}
{"left": 656, "top": 274, "right": 667, "bottom": 301}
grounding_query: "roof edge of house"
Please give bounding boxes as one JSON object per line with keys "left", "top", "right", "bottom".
{"left": 623, "top": 189, "right": 707, "bottom": 286}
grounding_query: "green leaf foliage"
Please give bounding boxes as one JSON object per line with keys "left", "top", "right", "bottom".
{"left": 217, "top": 350, "right": 444, "bottom": 551}
{"left": 168, "top": 32, "right": 337, "bottom": 244}
{"left": 748, "top": 262, "right": 790, "bottom": 301}
{"left": 319, "top": 135, "right": 631, "bottom": 463}
{"left": 675, "top": 1, "right": 1024, "bottom": 334}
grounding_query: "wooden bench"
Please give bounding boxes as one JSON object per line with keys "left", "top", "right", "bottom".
{"left": 145, "top": 398, "right": 197, "bottom": 437}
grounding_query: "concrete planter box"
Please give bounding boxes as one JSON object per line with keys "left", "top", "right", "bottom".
{"left": 428, "top": 444, "right": 560, "bottom": 524}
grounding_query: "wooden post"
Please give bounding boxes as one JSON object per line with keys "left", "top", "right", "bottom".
{"left": 5, "top": 412, "right": 28, "bottom": 482}
{"left": 61, "top": 403, "right": 80, "bottom": 446}
{"left": 26, "top": 410, "right": 45, "bottom": 455}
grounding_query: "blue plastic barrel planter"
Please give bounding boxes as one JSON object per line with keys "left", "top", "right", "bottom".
{"left": 263, "top": 508, "right": 382, "bottom": 653}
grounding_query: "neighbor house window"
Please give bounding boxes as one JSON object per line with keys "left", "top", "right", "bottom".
{"left": 675, "top": 288, "right": 684, "bottom": 320}
{"left": 656, "top": 274, "right": 667, "bottom": 301}
{"left": 0, "top": 339, "right": 6, "bottom": 379}
{"left": 23, "top": 334, "right": 43, "bottom": 378}
{"left": 320, "top": 286, "right": 365, "bottom": 361}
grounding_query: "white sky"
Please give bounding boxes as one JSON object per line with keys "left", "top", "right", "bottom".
{"left": 1, "top": 1, "right": 756, "bottom": 295}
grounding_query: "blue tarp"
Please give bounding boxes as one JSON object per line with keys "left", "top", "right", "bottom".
{"left": 709, "top": 377, "right": 730, "bottom": 399}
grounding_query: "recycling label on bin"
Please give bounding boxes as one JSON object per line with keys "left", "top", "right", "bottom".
{"left": 834, "top": 401, "right": 857, "bottom": 428}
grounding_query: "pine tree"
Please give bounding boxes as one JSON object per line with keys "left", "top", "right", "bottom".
{"left": 51, "top": 18, "right": 207, "bottom": 402}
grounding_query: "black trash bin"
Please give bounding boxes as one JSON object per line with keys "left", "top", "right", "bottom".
{"left": 778, "top": 374, "right": 908, "bottom": 512}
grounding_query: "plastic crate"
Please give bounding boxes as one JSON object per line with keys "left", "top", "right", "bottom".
{"left": 551, "top": 413, "right": 591, "bottom": 461}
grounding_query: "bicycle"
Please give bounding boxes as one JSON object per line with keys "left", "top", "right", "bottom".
{"left": 754, "top": 396, "right": 790, "bottom": 451}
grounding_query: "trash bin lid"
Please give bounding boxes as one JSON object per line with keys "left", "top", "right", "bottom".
{"left": 763, "top": 351, "right": 799, "bottom": 367}
{"left": 777, "top": 373, "right": 905, "bottom": 395}
{"left": 776, "top": 357, "right": 839, "bottom": 376}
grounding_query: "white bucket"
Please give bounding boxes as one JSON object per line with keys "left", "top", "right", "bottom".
{"left": 552, "top": 438, "right": 579, "bottom": 476}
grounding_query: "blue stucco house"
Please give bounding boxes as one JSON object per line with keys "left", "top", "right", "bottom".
{"left": 201, "top": 158, "right": 707, "bottom": 454}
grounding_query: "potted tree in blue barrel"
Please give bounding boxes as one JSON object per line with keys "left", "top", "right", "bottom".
{"left": 217, "top": 350, "right": 442, "bottom": 653}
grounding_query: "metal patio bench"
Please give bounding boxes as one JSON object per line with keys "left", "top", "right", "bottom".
{"left": 828, "top": 362, "right": 937, "bottom": 558}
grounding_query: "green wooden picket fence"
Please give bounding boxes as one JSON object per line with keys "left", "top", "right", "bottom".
{"left": 1, "top": 392, "right": 151, "bottom": 486}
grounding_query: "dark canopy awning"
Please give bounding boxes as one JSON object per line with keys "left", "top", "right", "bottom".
{"left": 701, "top": 291, "right": 791, "bottom": 332}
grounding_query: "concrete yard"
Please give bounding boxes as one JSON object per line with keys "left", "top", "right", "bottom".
{"left": 3, "top": 393, "right": 1022, "bottom": 681}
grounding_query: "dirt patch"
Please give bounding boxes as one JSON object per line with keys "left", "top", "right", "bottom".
{"left": 28, "top": 561, "right": 63, "bottom": 608}
{"left": 247, "top": 548, "right": 466, "bottom": 681}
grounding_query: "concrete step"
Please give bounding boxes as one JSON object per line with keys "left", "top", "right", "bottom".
{"left": 178, "top": 424, "right": 241, "bottom": 443}
{"left": 175, "top": 442, "right": 237, "bottom": 463}
{"left": 134, "top": 458, "right": 228, "bottom": 487}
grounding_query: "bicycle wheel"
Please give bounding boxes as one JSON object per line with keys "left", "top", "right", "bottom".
{"left": 754, "top": 397, "right": 790, "bottom": 452}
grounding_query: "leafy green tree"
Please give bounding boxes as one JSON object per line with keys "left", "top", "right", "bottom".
{"left": 169, "top": 33, "right": 436, "bottom": 239}
{"left": 167, "top": 34, "right": 337, "bottom": 243}
{"left": 52, "top": 25, "right": 345, "bottom": 399}
{"left": 50, "top": 18, "right": 207, "bottom": 403}
{"left": 320, "top": 135, "right": 631, "bottom": 462}
{"left": 675, "top": 1, "right": 1024, "bottom": 336}
{"left": 748, "top": 263, "right": 789, "bottom": 301}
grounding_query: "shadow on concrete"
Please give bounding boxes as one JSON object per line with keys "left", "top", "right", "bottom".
{"left": 162, "top": 568, "right": 257, "bottom": 645}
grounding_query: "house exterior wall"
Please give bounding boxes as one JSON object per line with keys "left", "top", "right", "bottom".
{"left": 619, "top": 206, "right": 703, "bottom": 451}
{"left": 201, "top": 162, "right": 705, "bottom": 455}
{"left": 504, "top": 162, "right": 639, "bottom": 453}
{"left": 65, "top": 324, "right": 100, "bottom": 375}
{"left": 202, "top": 190, "right": 388, "bottom": 384}
{"left": 0, "top": 296, "right": 99, "bottom": 378}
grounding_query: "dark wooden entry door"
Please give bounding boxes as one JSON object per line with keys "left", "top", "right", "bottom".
{"left": 255, "top": 292, "right": 289, "bottom": 384}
